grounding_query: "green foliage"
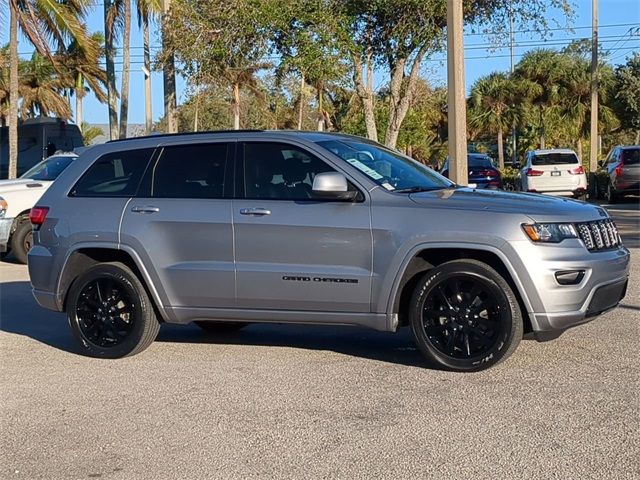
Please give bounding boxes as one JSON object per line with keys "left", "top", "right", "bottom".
{"left": 612, "top": 53, "right": 640, "bottom": 137}
{"left": 80, "top": 122, "right": 103, "bottom": 145}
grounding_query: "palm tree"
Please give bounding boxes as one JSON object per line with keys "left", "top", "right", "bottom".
{"left": 7, "top": 0, "right": 92, "bottom": 178}
{"left": 469, "top": 73, "right": 539, "bottom": 168}
{"left": 59, "top": 33, "right": 108, "bottom": 127}
{"left": 19, "top": 53, "right": 71, "bottom": 119}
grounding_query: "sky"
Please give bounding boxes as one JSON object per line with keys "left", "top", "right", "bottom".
{"left": 4, "top": 0, "right": 640, "bottom": 126}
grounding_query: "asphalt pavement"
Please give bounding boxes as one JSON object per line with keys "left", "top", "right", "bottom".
{"left": 0, "top": 203, "right": 638, "bottom": 479}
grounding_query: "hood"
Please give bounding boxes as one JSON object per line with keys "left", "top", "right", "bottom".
{"left": 0, "top": 178, "right": 48, "bottom": 194}
{"left": 409, "top": 188, "right": 608, "bottom": 223}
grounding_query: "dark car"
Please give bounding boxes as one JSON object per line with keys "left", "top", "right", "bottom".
{"left": 440, "top": 153, "right": 502, "bottom": 189}
{"left": 603, "top": 145, "right": 639, "bottom": 203}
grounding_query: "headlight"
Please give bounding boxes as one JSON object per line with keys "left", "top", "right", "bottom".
{"left": 522, "top": 223, "right": 578, "bottom": 243}
{"left": 0, "top": 196, "right": 7, "bottom": 218}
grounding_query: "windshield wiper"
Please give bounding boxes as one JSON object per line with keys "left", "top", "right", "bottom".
{"left": 393, "top": 185, "right": 454, "bottom": 193}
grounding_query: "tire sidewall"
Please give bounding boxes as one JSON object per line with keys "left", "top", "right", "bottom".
{"left": 10, "top": 218, "right": 32, "bottom": 264}
{"left": 409, "top": 262, "right": 520, "bottom": 371}
{"left": 67, "top": 264, "right": 150, "bottom": 359}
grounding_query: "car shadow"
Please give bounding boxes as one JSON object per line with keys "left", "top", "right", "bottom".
{"left": 0, "top": 280, "right": 431, "bottom": 368}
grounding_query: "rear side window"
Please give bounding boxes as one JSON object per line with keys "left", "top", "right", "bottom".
{"left": 71, "top": 148, "right": 154, "bottom": 197}
{"left": 621, "top": 148, "right": 639, "bottom": 165}
{"left": 531, "top": 153, "right": 579, "bottom": 166}
{"left": 148, "top": 143, "right": 228, "bottom": 198}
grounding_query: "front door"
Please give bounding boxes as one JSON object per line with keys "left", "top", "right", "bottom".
{"left": 232, "top": 141, "right": 372, "bottom": 313}
{"left": 120, "top": 141, "right": 235, "bottom": 309}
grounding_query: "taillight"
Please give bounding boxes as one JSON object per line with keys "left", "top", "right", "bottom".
{"left": 479, "top": 169, "right": 499, "bottom": 177}
{"left": 526, "top": 168, "right": 544, "bottom": 177}
{"left": 29, "top": 206, "right": 49, "bottom": 226}
{"left": 615, "top": 165, "right": 623, "bottom": 177}
{"left": 568, "top": 166, "right": 584, "bottom": 175}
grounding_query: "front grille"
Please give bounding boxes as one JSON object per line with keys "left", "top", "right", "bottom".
{"left": 576, "top": 219, "right": 621, "bottom": 251}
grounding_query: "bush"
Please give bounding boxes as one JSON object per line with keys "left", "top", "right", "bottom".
{"left": 500, "top": 166, "right": 520, "bottom": 191}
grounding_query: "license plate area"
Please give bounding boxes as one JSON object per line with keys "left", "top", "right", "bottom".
{"left": 551, "top": 171, "right": 561, "bottom": 176}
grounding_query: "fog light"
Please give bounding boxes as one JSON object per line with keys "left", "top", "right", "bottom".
{"left": 555, "top": 270, "right": 585, "bottom": 285}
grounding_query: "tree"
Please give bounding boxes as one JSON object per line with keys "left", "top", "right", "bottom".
{"left": 612, "top": 53, "right": 640, "bottom": 144}
{"left": 468, "top": 73, "right": 539, "bottom": 168}
{"left": 103, "top": 0, "right": 119, "bottom": 140}
{"left": 165, "top": 0, "right": 273, "bottom": 130}
{"left": 59, "top": 32, "right": 107, "bottom": 126}
{"left": 8, "top": 0, "right": 92, "bottom": 178}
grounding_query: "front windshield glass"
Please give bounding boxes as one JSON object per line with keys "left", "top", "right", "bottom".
{"left": 20, "top": 155, "right": 75, "bottom": 181}
{"left": 316, "top": 139, "right": 454, "bottom": 192}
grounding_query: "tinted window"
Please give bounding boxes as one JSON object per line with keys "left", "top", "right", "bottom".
{"left": 21, "top": 155, "right": 75, "bottom": 180}
{"left": 531, "top": 153, "right": 579, "bottom": 166}
{"left": 71, "top": 148, "right": 153, "bottom": 197}
{"left": 149, "top": 143, "right": 228, "bottom": 198}
{"left": 621, "top": 148, "right": 639, "bottom": 165}
{"left": 317, "top": 139, "right": 452, "bottom": 191}
{"left": 468, "top": 155, "right": 494, "bottom": 168}
{"left": 243, "top": 143, "right": 335, "bottom": 200}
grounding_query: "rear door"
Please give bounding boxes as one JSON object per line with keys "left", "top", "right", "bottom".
{"left": 120, "top": 141, "right": 235, "bottom": 309}
{"left": 232, "top": 141, "right": 373, "bottom": 313}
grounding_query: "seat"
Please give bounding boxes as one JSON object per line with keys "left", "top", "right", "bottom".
{"left": 282, "top": 158, "right": 312, "bottom": 199}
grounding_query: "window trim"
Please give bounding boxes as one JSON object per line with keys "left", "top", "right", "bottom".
{"left": 235, "top": 141, "right": 366, "bottom": 202}
{"left": 136, "top": 141, "right": 233, "bottom": 200}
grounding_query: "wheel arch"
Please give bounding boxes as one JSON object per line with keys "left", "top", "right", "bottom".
{"left": 57, "top": 245, "right": 170, "bottom": 322}
{"left": 389, "top": 245, "right": 534, "bottom": 334}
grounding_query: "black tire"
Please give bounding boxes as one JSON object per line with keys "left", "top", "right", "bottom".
{"left": 409, "top": 259, "right": 523, "bottom": 372}
{"left": 66, "top": 262, "right": 160, "bottom": 359}
{"left": 195, "top": 321, "right": 248, "bottom": 334}
{"left": 606, "top": 183, "right": 619, "bottom": 204}
{"left": 10, "top": 216, "right": 33, "bottom": 264}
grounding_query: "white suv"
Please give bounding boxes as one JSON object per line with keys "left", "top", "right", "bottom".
{"left": 518, "top": 149, "right": 588, "bottom": 199}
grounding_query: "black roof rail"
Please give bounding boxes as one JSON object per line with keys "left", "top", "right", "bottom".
{"left": 106, "top": 129, "right": 265, "bottom": 143}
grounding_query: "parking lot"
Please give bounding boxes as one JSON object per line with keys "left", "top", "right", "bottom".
{"left": 1, "top": 202, "right": 638, "bottom": 480}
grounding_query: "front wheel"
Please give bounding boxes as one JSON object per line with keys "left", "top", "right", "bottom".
{"left": 10, "top": 217, "right": 33, "bottom": 264}
{"left": 409, "top": 260, "right": 522, "bottom": 372}
{"left": 66, "top": 262, "right": 160, "bottom": 358}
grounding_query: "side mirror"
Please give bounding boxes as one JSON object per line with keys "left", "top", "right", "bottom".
{"left": 312, "top": 172, "right": 358, "bottom": 201}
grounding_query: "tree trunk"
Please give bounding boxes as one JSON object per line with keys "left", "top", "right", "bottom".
{"left": 577, "top": 137, "right": 583, "bottom": 162}
{"left": 297, "top": 73, "right": 304, "bottom": 130}
{"left": 316, "top": 85, "right": 324, "bottom": 132}
{"left": 497, "top": 128, "right": 504, "bottom": 169}
{"left": 104, "top": 0, "right": 119, "bottom": 140}
{"left": 232, "top": 83, "right": 240, "bottom": 130}
{"left": 384, "top": 46, "right": 428, "bottom": 149}
{"left": 76, "top": 93, "right": 83, "bottom": 129}
{"left": 8, "top": 5, "right": 19, "bottom": 179}
{"left": 118, "top": 0, "right": 131, "bottom": 139}
{"left": 353, "top": 51, "right": 377, "bottom": 142}
{"left": 162, "top": 0, "right": 178, "bottom": 133}
{"left": 407, "top": 145, "right": 413, "bottom": 158}
{"left": 143, "top": 14, "right": 152, "bottom": 135}
{"left": 539, "top": 106, "right": 545, "bottom": 149}
{"left": 635, "top": 130, "right": 639, "bottom": 145}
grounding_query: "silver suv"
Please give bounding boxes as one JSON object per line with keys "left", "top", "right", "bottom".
{"left": 28, "top": 132, "right": 630, "bottom": 371}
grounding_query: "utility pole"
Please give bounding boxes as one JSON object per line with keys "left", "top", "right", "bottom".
{"left": 447, "top": 0, "right": 468, "bottom": 185}
{"left": 589, "top": 0, "right": 599, "bottom": 174}
{"left": 162, "top": 0, "right": 178, "bottom": 133}
{"left": 143, "top": 18, "right": 153, "bottom": 135}
{"left": 510, "top": 8, "right": 517, "bottom": 165}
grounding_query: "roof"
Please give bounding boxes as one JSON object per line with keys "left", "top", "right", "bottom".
{"left": 531, "top": 149, "right": 577, "bottom": 155}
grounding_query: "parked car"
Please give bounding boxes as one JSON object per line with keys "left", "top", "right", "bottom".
{"left": 0, "top": 152, "right": 78, "bottom": 263}
{"left": 518, "top": 149, "right": 588, "bottom": 198}
{"left": 603, "top": 145, "right": 639, "bottom": 203}
{"left": 0, "top": 117, "right": 83, "bottom": 178}
{"left": 440, "top": 153, "right": 502, "bottom": 189}
{"left": 28, "top": 132, "right": 629, "bottom": 371}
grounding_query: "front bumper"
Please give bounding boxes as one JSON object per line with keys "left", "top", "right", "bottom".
{"left": 504, "top": 239, "right": 630, "bottom": 339}
{"left": 0, "top": 217, "right": 13, "bottom": 252}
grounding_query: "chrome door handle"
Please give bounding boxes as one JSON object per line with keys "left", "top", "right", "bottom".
{"left": 239, "top": 207, "right": 271, "bottom": 216}
{"left": 131, "top": 205, "right": 160, "bottom": 214}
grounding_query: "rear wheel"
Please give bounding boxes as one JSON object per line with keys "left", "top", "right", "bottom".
{"left": 409, "top": 260, "right": 522, "bottom": 372}
{"left": 606, "top": 183, "right": 619, "bottom": 203}
{"left": 10, "top": 216, "right": 33, "bottom": 264}
{"left": 195, "top": 321, "right": 248, "bottom": 334}
{"left": 66, "top": 262, "right": 160, "bottom": 358}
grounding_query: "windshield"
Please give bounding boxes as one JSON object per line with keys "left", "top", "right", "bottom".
{"left": 20, "top": 155, "right": 75, "bottom": 180}
{"left": 532, "top": 153, "right": 579, "bottom": 166}
{"left": 316, "top": 139, "right": 454, "bottom": 191}
{"left": 468, "top": 155, "right": 494, "bottom": 168}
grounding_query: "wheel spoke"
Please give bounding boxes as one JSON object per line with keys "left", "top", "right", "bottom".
{"left": 436, "top": 287, "right": 453, "bottom": 309}
{"left": 463, "top": 331, "right": 471, "bottom": 356}
{"left": 425, "top": 324, "right": 447, "bottom": 336}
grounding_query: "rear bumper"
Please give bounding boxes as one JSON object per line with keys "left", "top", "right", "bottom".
{"left": 0, "top": 218, "right": 13, "bottom": 252}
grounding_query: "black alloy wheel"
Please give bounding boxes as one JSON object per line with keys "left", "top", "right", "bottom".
{"left": 409, "top": 260, "right": 522, "bottom": 371}
{"left": 67, "top": 262, "right": 160, "bottom": 358}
